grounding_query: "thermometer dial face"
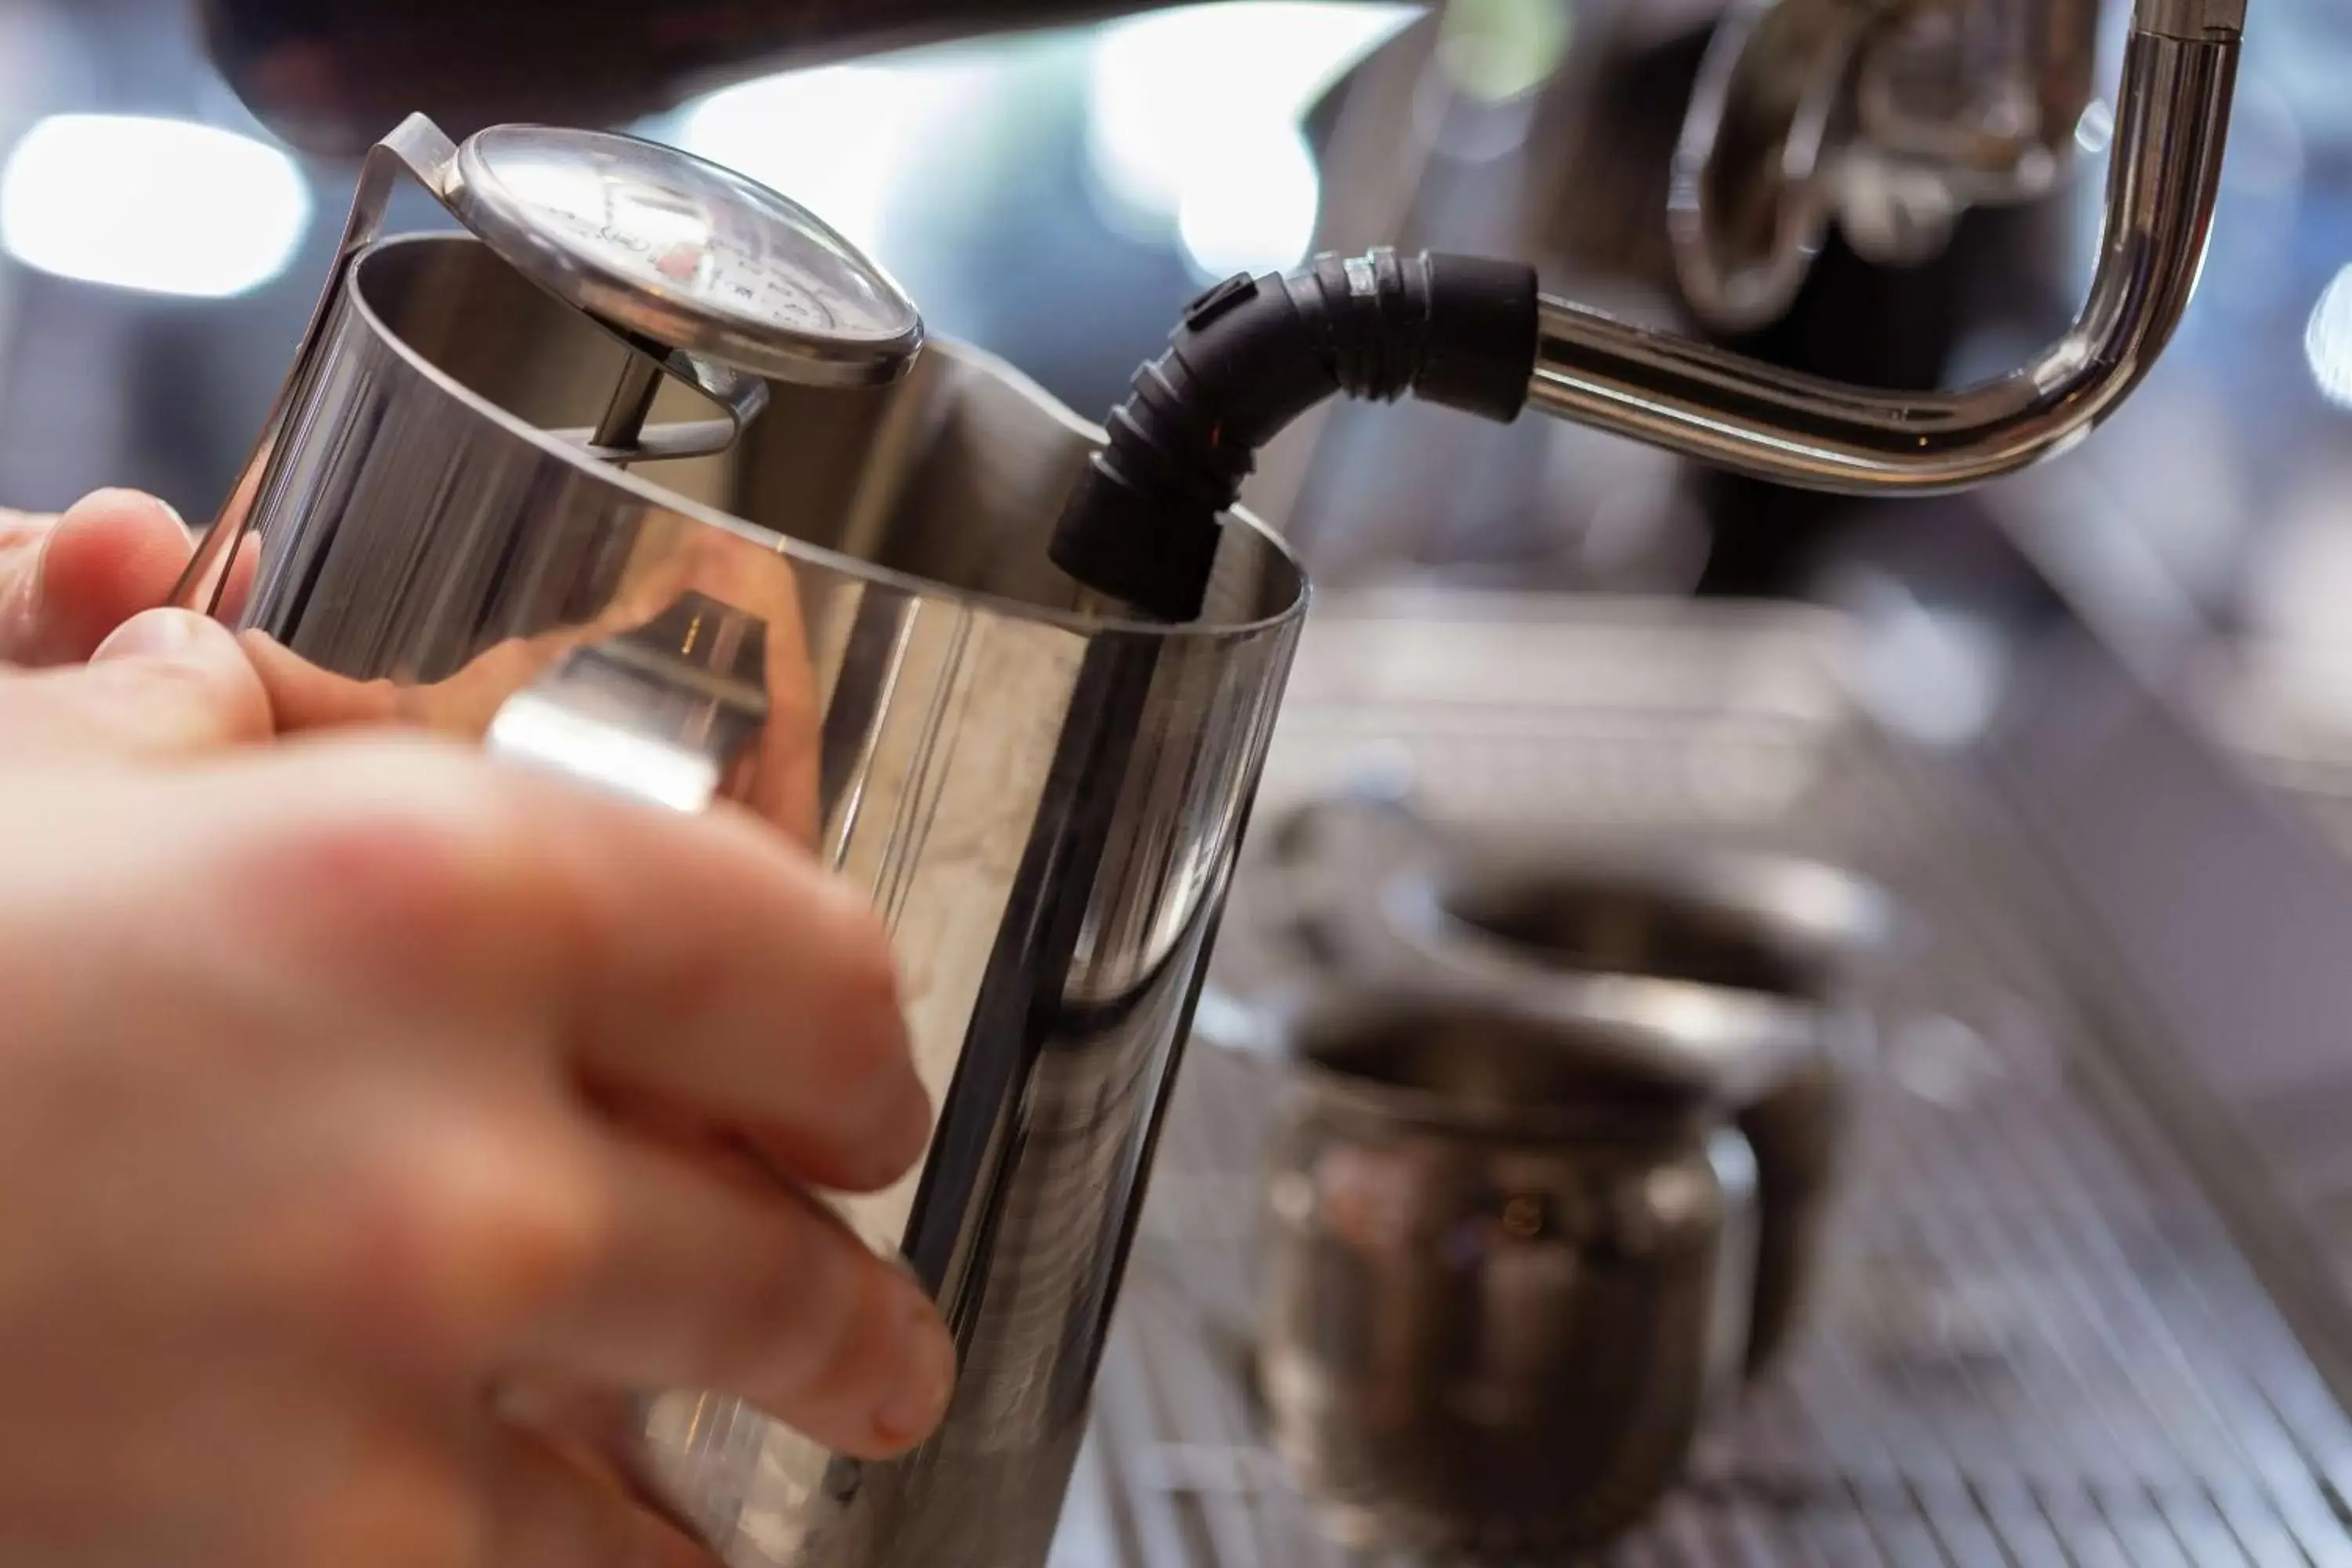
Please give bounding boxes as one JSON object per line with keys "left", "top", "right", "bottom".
{"left": 454, "top": 125, "right": 921, "bottom": 387}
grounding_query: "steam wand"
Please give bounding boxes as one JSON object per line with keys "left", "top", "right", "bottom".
{"left": 1051, "top": 0, "right": 2241, "bottom": 623}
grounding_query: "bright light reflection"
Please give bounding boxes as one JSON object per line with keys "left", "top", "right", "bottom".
{"left": 1176, "top": 124, "right": 1322, "bottom": 281}
{"left": 1853, "top": 596, "right": 2007, "bottom": 750}
{"left": 2307, "top": 263, "right": 2352, "bottom": 413}
{"left": 1087, "top": 1, "right": 1418, "bottom": 274}
{"left": 486, "top": 694, "right": 720, "bottom": 815}
{"left": 675, "top": 60, "right": 985, "bottom": 260}
{"left": 1436, "top": 0, "right": 1574, "bottom": 103}
{"left": 0, "top": 114, "right": 310, "bottom": 299}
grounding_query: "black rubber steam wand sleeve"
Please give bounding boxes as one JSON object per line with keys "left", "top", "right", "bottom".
{"left": 1050, "top": 247, "right": 1541, "bottom": 622}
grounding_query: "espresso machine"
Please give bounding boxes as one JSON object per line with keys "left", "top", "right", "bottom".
{"left": 170, "top": 2, "right": 2249, "bottom": 1566}
{"left": 192, "top": 0, "right": 2196, "bottom": 601}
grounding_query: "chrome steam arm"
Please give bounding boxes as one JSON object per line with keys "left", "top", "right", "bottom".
{"left": 1533, "top": 0, "right": 2245, "bottom": 493}
{"left": 1050, "top": 0, "right": 2242, "bottom": 619}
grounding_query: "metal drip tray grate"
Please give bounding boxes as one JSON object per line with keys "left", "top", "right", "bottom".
{"left": 1051, "top": 596, "right": 2352, "bottom": 1568}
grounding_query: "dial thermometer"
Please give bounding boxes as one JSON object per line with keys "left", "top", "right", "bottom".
{"left": 452, "top": 124, "right": 923, "bottom": 385}
{"left": 174, "top": 114, "right": 924, "bottom": 614}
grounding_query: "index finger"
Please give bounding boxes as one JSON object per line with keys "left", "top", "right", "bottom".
{"left": 0, "top": 492, "right": 193, "bottom": 666}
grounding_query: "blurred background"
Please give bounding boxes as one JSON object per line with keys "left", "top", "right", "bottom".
{"left": 0, "top": 0, "right": 2340, "bottom": 638}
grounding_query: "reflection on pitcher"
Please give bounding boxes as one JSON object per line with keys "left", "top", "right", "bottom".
{"left": 238, "top": 527, "right": 823, "bottom": 848}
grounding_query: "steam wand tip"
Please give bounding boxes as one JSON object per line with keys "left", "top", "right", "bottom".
{"left": 1049, "top": 249, "right": 1538, "bottom": 623}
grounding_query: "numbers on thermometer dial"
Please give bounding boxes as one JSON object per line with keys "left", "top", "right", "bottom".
{"left": 455, "top": 123, "right": 921, "bottom": 377}
{"left": 537, "top": 206, "right": 847, "bottom": 336}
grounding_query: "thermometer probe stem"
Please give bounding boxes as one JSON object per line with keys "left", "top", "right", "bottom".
{"left": 593, "top": 350, "right": 667, "bottom": 459}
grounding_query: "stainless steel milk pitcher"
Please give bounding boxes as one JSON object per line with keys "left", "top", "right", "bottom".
{"left": 169, "top": 122, "right": 1308, "bottom": 1568}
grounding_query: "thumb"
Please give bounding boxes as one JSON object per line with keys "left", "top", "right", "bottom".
{"left": 0, "top": 491, "right": 197, "bottom": 666}
{"left": 0, "top": 609, "right": 274, "bottom": 766}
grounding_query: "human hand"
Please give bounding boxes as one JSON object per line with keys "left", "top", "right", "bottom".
{"left": 0, "top": 488, "right": 212, "bottom": 666}
{"left": 0, "top": 578, "right": 949, "bottom": 1568}
{"left": 0, "top": 485, "right": 273, "bottom": 759}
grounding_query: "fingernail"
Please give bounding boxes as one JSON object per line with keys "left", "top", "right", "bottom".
{"left": 75, "top": 486, "right": 167, "bottom": 514}
{"left": 91, "top": 608, "right": 201, "bottom": 663}
{"left": 877, "top": 1080, "right": 935, "bottom": 1185}
{"left": 61, "top": 488, "right": 191, "bottom": 550}
{"left": 18, "top": 519, "right": 53, "bottom": 615}
{"left": 872, "top": 1303, "right": 956, "bottom": 1450}
{"left": 838, "top": 1064, "right": 931, "bottom": 1194}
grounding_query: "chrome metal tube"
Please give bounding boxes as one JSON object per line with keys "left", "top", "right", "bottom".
{"left": 1530, "top": 0, "right": 2243, "bottom": 495}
